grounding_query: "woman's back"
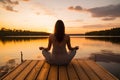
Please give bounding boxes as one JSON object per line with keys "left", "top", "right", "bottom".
{"left": 50, "top": 34, "right": 69, "bottom": 55}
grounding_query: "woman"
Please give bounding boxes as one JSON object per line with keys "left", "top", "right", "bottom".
{"left": 39, "top": 20, "right": 79, "bottom": 65}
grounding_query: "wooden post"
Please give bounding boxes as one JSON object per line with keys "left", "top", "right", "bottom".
{"left": 21, "top": 51, "right": 23, "bottom": 63}
{"left": 94, "top": 54, "right": 96, "bottom": 62}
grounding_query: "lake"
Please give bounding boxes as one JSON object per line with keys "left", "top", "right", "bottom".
{"left": 0, "top": 36, "right": 120, "bottom": 79}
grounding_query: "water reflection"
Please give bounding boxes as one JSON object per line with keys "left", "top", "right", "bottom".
{"left": 89, "top": 50, "right": 120, "bottom": 63}
{"left": 0, "top": 36, "right": 48, "bottom": 45}
{"left": 0, "top": 59, "right": 19, "bottom": 78}
{"left": 0, "top": 36, "right": 120, "bottom": 79}
{"left": 89, "top": 50, "right": 120, "bottom": 79}
{"left": 85, "top": 36, "right": 120, "bottom": 44}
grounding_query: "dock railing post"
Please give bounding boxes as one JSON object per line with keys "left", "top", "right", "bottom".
{"left": 94, "top": 54, "right": 96, "bottom": 62}
{"left": 21, "top": 51, "right": 23, "bottom": 63}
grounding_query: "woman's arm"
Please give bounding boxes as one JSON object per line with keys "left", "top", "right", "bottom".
{"left": 45, "top": 37, "right": 52, "bottom": 51}
{"left": 39, "top": 35, "right": 52, "bottom": 51}
{"left": 67, "top": 35, "right": 79, "bottom": 50}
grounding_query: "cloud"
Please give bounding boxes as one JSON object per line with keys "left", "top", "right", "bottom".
{"left": 66, "top": 19, "right": 83, "bottom": 22}
{"left": 88, "top": 4, "right": 120, "bottom": 18}
{"left": 33, "top": 4, "right": 55, "bottom": 16}
{"left": 68, "top": 6, "right": 83, "bottom": 11}
{"left": 82, "top": 23, "right": 120, "bottom": 30}
{"left": 0, "top": 0, "right": 19, "bottom": 5}
{"left": 35, "top": 10, "right": 54, "bottom": 16}
{"left": 80, "top": 23, "right": 120, "bottom": 33}
{"left": 102, "top": 17, "right": 116, "bottom": 21}
{"left": 0, "top": 0, "right": 19, "bottom": 12}
{"left": 68, "top": 4, "right": 120, "bottom": 20}
{"left": 5, "top": 5, "right": 17, "bottom": 12}
{"left": 0, "top": 0, "right": 29, "bottom": 12}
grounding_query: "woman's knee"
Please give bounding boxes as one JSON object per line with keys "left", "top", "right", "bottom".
{"left": 42, "top": 50, "right": 51, "bottom": 59}
{"left": 69, "top": 49, "right": 76, "bottom": 54}
{"left": 42, "top": 50, "right": 50, "bottom": 55}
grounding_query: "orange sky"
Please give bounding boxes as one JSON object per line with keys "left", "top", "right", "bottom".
{"left": 0, "top": 0, "right": 120, "bottom": 34}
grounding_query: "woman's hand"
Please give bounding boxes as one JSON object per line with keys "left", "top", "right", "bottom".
{"left": 39, "top": 47, "right": 44, "bottom": 50}
{"left": 74, "top": 46, "right": 79, "bottom": 50}
{"left": 39, "top": 47, "right": 49, "bottom": 51}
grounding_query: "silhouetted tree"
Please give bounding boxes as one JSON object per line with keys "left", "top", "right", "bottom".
{"left": 85, "top": 27, "right": 120, "bottom": 36}
{"left": 0, "top": 27, "right": 50, "bottom": 36}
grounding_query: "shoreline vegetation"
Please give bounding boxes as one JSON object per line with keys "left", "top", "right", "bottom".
{"left": 0, "top": 27, "right": 120, "bottom": 37}
{"left": 0, "top": 28, "right": 50, "bottom": 37}
{"left": 85, "top": 27, "right": 120, "bottom": 36}
{"left": 0, "top": 28, "right": 84, "bottom": 37}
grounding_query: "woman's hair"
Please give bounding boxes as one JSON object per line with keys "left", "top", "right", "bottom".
{"left": 54, "top": 20, "right": 65, "bottom": 42}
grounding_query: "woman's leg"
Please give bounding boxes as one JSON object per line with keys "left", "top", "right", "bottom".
{"left": 42, "top": 50, "right": 52, "bottom": 62}
{"left": 68, "top": 50, "right": 76, "bottom": 61}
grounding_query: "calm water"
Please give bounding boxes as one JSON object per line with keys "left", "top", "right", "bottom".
{"left": 0, "top": 36, "right": 120, "bottom": 78}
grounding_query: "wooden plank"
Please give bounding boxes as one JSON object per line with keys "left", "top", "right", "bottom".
{"left": 59, "top": 66, "right": 68, "bottom": 80}
{"left": 77, "top": 59, "right": 100, "bottom": 80}
{"left": 2, "top": 59, "right": 118, "bottom": 80}
{"left": 48, "top": 65, "right": 58, "bottom": 80}
{"left": 36, "top": 62, "right": 50, "bottom": 80}
{"left": 67, "top": 62, "right": 79, "bottom": 80}
{"left": 72, "top": 59, "right": 90, "bottom": 80}
{"left": 2, "top": 60, "right": 31, "bottom": 80}
{"left": 85, "top": 60, "right": 119, "bottom": 80}
{"left": 14, "top": 60, "right": 38, "bottom": 80}
{"left": 25, "top": 60, "right": 44, "bottom": 80}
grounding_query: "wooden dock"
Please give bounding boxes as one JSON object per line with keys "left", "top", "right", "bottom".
{"left": 1, "top": 59, "right": 118, "bottom": 80}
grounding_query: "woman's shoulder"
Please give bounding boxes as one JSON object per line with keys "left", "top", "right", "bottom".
{"left": 49, "top": 34, "right": 55, "bottom": 39}
{"left": 49, "top": 34, "right": 54, "bottom": 37}
{"left": 65, "top": 34, "right": 70, "bottom": 37}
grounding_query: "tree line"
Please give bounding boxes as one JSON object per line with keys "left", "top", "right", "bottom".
{"left": 1, "top": 27, "right": 120, "bottom": 36}
{"left": 0, "top": 28, "right": 50, "bottom": 36}
{"left": 85, "top": 27, "right": 120, "bottom": 36}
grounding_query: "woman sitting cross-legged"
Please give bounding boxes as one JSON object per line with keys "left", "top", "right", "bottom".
{"left": 39, "top": 20, "right": 79, "bottom": 65}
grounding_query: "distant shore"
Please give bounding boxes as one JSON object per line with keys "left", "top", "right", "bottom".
{"left": 0, "top": 27, "right": 120, "bottom": 37}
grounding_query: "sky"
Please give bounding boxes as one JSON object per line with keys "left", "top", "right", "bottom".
{"left": 0, "top": 0, "right": 120, "bottom": 34}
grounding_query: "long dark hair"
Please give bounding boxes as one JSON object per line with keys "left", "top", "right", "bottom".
{"left": 54, "top": 20, "right": 65, "bottom": 42}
